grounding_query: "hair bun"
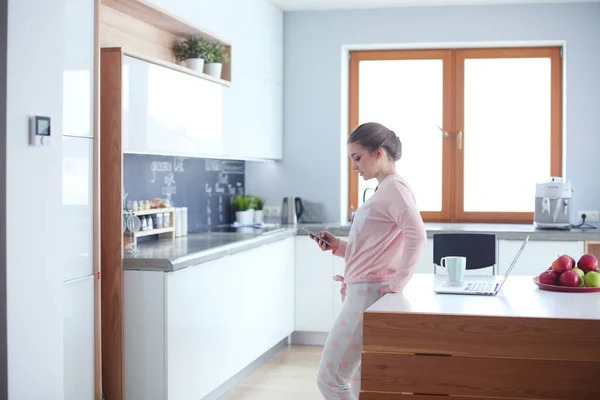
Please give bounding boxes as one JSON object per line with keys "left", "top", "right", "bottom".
{"left": 347, "top": 121, "right": 403, "bottom": 162}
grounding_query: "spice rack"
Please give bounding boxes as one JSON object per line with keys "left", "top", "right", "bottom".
{"left": 124, "top": 207, "right": 176, "bottom": 248}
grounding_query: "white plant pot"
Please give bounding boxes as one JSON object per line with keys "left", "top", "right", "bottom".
{"left": 254, "top": 210, "right": 264, "bottom": 224}
{"left": 235, "top": 210, "right": 254, "bottom": 226}
{"left": 204, "top": 62, "right": 223, "bottom": 78}
{"left": 186, "top": 58, "right": 205, "bottom": 72}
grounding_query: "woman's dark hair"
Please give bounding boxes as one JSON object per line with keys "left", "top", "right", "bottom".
{"left": 348, "top": 122, "right": 402, "bottom": 162}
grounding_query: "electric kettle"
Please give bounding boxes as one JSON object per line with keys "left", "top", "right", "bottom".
{"left": 281, "top": 197, "right": 304, "bottom": 225}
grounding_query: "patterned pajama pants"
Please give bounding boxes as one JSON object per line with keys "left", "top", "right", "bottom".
{"left": 317, "top": 280, "right": 387, "bottom": 400}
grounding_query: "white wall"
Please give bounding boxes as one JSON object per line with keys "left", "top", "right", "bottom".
{"left": 246, "top": 2, "right": 600, "bottom": 223}
{"left": 147, "top": 0, "right": 284, "bottom": 160}
{"left": 5, "top": 0, "right": 66, "bottom": 397}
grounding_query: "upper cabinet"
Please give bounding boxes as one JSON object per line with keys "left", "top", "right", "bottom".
{"left": 222, "top": 73, "right": 283, "bottom": 160}
{"left": 63, "top": 0, "right": 94, "bottom": 138}
{"left": 122, "top": 55, "right": 224, "bottom": 158}
{"left": 99, "top": 0, "right": 283, "bottom": 161}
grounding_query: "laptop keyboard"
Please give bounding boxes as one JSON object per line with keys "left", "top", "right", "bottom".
{"left": 465, "top": 282, "right": 494, "bottom": 292}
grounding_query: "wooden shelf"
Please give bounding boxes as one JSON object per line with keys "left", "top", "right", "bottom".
{"left": 129, "top": 226, "right": 174, "bottom": 238}
{"left": 127, "top": 207, "right": 175, "bottom": 216}
{"left": 124, "top": 50, "right": 231, "bottom": 87}
{"left": 100, "top": 0, "right": 232, "bottom": 85}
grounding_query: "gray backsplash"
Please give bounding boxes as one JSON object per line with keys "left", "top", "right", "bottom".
{"left": 123, "top": 154, "right": 245, "bottom": 232}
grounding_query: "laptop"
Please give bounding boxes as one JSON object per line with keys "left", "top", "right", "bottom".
{"left": 434, "top": 235, "right": 529, "bottom": 296}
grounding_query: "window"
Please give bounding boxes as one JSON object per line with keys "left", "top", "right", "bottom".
{"left": 348, "top": 47, "right": 562, "bottom": 223}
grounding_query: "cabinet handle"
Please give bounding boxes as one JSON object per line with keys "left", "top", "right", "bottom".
{"left": 457, "top": 130, "right": 463, "bottom": 150}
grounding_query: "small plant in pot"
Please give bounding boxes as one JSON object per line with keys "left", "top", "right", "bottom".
{"left": 174, "top": 36, "right": 208, "bottom": 73}
{"left": 249, "top": 196, "right": 265, "bottom": 224}
{"left": 203, "top": 41, "right": 229, "bottom": 78}
{"left": 233, "top": 195, "right": 254, "bottom": 225}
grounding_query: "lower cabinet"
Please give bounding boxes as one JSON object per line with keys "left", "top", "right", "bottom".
{"left": 124, "top": 237, "right": 295, "bottom": 400}
{"left": 295, "top": 236, "right": 435, "bottom": 332}
{"left": 63, "top": 275, "right": 95, "bottom": 400}
{"left": 294, "top": 236, "right": 588, "bottom": 334}
{"left": 414, "top": 238, "right": 434, "bottom": 274}
{"left": 294, "top": 236, "right": 335, "bottom": 332}
{"left": 498, "top": 239, "right": 585, "bottom": 276}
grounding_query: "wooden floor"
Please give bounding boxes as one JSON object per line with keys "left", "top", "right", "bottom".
{"left": 220, "top": 345, "right": 324, "bottom": 400}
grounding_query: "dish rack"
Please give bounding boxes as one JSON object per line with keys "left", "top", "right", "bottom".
{"left": 123, "top": 207, "right": 176, "bottom": 249}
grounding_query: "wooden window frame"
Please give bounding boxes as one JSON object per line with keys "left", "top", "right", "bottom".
{"left": 348, "top": 46, "right": 563, "bottom": 224}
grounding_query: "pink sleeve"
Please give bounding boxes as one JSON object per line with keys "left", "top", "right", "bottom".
{"left": 387, "top": 185, "right": 427, "bottom": 292}
{"left": 332, "top": 239, "right": 347, "bottom": 258}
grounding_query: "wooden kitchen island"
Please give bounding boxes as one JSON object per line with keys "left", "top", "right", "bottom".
{"left": 361, "top": 273, "right": 600, "bottom": 400}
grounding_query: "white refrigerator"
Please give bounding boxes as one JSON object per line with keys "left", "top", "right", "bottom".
{"left": 61, "top": 0, "right": 96, "bottom": 397}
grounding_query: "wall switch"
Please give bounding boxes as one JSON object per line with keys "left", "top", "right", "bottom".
{"left": 578, "top": 210, "right": 600, "bottom": 222}
{"left": 29, "top": 115, "right": 51, "bottom": 146}
{"left": 263, "top": 206, "right": 281, "bottom": 218}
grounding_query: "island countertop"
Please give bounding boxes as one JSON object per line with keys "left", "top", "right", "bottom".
{"left": 366, "top": 273, "right": 600, "bottom": 320}
{"left": 360, "top": 273, "right": 600, "bottom": 399}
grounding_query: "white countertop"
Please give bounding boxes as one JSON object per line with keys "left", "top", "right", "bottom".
{"left": 367, "top": 273, "right": 600, "bottom": 320}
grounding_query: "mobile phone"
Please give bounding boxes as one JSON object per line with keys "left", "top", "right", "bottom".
{"left": 301, "top": 227, "right": 331, "bottom": 245}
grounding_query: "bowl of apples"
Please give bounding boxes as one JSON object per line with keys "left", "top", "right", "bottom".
{"left": 533, "top": 253, "right": 600, "bottom": 292}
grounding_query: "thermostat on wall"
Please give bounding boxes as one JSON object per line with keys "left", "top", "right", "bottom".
{"left": 29, "top": 116, "right": 51, "bottom": 146}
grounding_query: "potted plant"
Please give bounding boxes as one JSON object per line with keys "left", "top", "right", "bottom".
{"left": 203, "top": 41, "right": 229, "bottom": 78}
{"left": 174, "top": 36, "right": 208, "bottom": 73}
{"left": 249, "top": 196, "right": 265, "bottom": 224}
{"left": 232, "top": 195, "right": 254, "bottom": 225}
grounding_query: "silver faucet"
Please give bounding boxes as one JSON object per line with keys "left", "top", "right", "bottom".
{"left": 363, "top": 188, "right": 375, "bottom": 203}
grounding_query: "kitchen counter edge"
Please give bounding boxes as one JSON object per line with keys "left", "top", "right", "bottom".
{"left": 124, "top": 222, "right": 600, "bottom": 272}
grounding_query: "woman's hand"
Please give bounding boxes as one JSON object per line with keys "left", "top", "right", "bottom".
{"left": 333, "top": 275, "right": 347, "bottom": 302}
{"left": 379, "top": 284, "right": 395, "bottom": 297}
{"left": 309, "top": 231, "right": 340, "bottom": 252}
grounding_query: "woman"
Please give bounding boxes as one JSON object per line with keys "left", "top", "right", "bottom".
{"left": 309, "top": 122, "right": 427, "bottom": 400}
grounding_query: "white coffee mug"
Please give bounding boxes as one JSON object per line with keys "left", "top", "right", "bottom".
{"left": 441, "top": 256, "right": 466, "bottom": 283}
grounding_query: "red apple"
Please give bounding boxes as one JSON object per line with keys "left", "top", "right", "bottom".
{"left": 577, "top": 254, "right": 599, "bottom": 274}
{"left": 559, "top": 270, "right": 580, "bottom": 287}
{"left": 539, "top": 270, "right": 559, "bottom": 285}
{"left": 552, "top": 255, "right": 574, "bottom": 274}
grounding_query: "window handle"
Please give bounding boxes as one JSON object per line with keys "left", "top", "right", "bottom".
{"left": 457, "top": 130, "right": 463, "bottom": 150}
{"left": 437, "top": 125, "right": 450, "bottom": 139}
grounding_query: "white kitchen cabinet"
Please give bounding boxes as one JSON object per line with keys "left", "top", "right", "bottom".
{"left": 301, "top": 236, "right": 436, "bottom": 329}
{"left": 124, "top": 237, "right": 295, "bottom": 400}
{"left": 63, "top": 275, "right": 94, "bottom": 400}
{"left": 222, "top": 74, "right": 283, "bottom": 160}
{"left": 295, "top": 236, "right": 335, "bottom": 332}
{"left": 498, "top": 239, "right": 585, "bottom": 276}
{"left": 147, "top": 0, "right": 283, "bottom": 161}
{"left": 121, "top": 54, "right": 284, "bottom": 161}
{"left": 62, "top": 136, "right": 94, "bottom": 281}
{"left": 414, "top": 238, "right": 434, "bottom": 274}
{"left": 122, "top": 55, "right": 224, "bottom": 158}
{"left": 63, "top": 0, "right": 94, "bottom": 138}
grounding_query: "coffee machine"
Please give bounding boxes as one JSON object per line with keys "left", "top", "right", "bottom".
{"left": 534, "top": 177, "right": 572, "bottom": 229}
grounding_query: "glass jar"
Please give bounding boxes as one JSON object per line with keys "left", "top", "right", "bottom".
{"left": 153, "top": 213, "right": 163, "bottom": 229}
